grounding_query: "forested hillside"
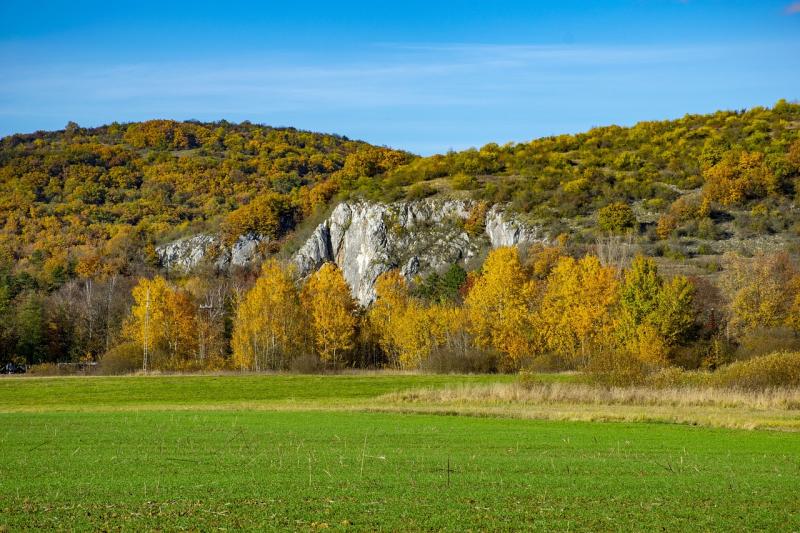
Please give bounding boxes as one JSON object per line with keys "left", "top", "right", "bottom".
{"left": 1, "top": 100, "right": 800, "bottom": 374}
{"left": 371, "top": 99, "right": 800, "bottom": 242}
{"left": 0, "top": 120, "right": 410, "bottom": 365}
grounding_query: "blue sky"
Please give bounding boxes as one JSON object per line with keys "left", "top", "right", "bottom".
{"left": 1, "top": 1, "right": 799, "bottom": 154}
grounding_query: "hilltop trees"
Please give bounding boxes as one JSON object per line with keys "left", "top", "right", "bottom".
{"left": 703, "top": 151, "right": 778, "bottom": 207}
{"left": 222, "top": 192, "right": 297, "bottom": 245}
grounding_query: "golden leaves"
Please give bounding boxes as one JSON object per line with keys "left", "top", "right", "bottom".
{"left": 301, "top": 263, "right": 357, "bottom": 366}
{"left": 232, "top": 260, "right": 304, "bottom": 371}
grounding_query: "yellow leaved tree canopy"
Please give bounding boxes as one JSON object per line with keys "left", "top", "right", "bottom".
{"left": 231, "top": 260, "right": 305, "bottom": 371}
{"left": 301, "top": 262, "right": 357, "bottom": 367}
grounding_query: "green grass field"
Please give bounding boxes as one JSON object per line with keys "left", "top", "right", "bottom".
{"left": 1, "top": 375, "right": 798, "bottom": 531}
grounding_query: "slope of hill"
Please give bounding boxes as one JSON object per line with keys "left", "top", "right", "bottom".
{"left": 0, "top": 120, "right": 412, "bottom": 283}
{"left": 1, "top": 101, "right": 799, "bottom": 367}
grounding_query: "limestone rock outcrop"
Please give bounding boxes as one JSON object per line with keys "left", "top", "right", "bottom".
{"left": 156, "top": 232, "right": 267, "bottom": 272}
{"left": 292, "top": 199, "right": 544, "bottom": 304}
{"left": 155, "top": 199, "right": 545, "bottom": 305}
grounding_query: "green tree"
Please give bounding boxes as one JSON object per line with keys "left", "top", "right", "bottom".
{"left": 15, "top": 293, "right": 45, "bottom": 364}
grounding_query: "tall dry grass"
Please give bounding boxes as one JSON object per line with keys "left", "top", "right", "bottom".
{"left": 383, "top": 381, "right": 800, "bottom": 410}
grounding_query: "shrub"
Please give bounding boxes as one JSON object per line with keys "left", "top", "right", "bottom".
{"left": 27, "top": 363, "right": 69, "bottom": 376}
{"left": 290, "top": 354, "right": 325, "bottom": 374}
{"left": 221, "top": 191, "right": 296, "bottom": 245}
{"left": 464, "top": 201, "right": 489, "bottom": 236}
{"left": 711, "top": 351, "right": 800, "bottom": 389}
{"left": 524, "top": 352, "right": 570, "bottom": 372}
{"left": 405, "top": 182, "right": 436, "bottom": 200}
{"left": 734, "top": 328, "right": 800, "bottom": 360}
{"left": 100, "top": 342, "right": 142, "bottom": 375}
{"left": 422, "top": 347, "right": 498, "bottom": 374}
{"left": 450, "top": 173, "right": 479, "bottom": 190}
{"left": 585, "top": 350, "right": 650, "bottom": 387}
{"left": 656, "top": 213, "right": 678, "bottom": 239}
{"left": 597, "top": 202, "right": 636, "bottom": 233}
{"left": 28, "top": 362, "right": 100, "bottom": 376}
{"left": 696, "top": 218, "right": 718, "bottom": 240}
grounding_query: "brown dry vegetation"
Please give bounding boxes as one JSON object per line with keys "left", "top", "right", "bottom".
{"left": 379, "top": 381, "right": 800, "bottom": 431}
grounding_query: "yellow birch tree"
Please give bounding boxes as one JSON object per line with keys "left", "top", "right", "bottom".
{"left": 538, "top": 255, "right": 619, "bottom": 367}
{"left": 464, "top": 246, "right": 536, "bottom": 365}
{"left": 231, "top": 260, "right": 304, "bottom": 371}
{"left": 301, "top": 262, "right": 356, "bottom": 367}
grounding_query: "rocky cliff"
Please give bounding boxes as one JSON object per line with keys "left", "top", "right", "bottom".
{"left": 156, "top": 199, "right": 545, "bottom": 305}
{"left": 156, "top": 232, "right": 268, "bottom": 272}
{"left": 292, "top": 200, "right": 544, "bottom": 304}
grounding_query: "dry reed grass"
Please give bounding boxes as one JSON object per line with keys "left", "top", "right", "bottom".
{"left": 383, "top": 382, "right": 800, "bottom": 410}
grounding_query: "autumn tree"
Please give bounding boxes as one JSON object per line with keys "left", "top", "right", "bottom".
{"left": 126, "top": 276, "right": 198, "bottom": 370}
{"left": 301, "top": 262, "right": 356, "bottom": 367}
{"left": 616, "top": 256, "right": 696, "bottom": 365}
{"left": 222, "top": 192, "right": 296, "bottom": 245}
{"left": 597, "top": 202, "right": 636, "bottom": 233}
{"left": 368, "top": 270, "right": 409, "bottom": 366}
{"left": 413, "top": 264, "right": 467, "bottom": 303}
{"left": 703, "top": 151, "right": 778, "bottom": 206}
{"left": 369, "top": 270, "right": 465, "bottom": 369}
{"left": 14, "top": 293, "right": 45, "bottom": 364}
{"left": 184, "top": 276, "right": 229, "bottom": 367}
{"left": 787, "top": 274, "right": 800, "bottom": 334}
{"left": 465, "top": 247, "right": 536, "bottom": 366}
{"left": 721, "top": 252, "right": 797, "bottom": 334}
{"left": 537, "top": 255, "right": 619, "bottom": 367}
{"left": 127, "top": 276, "right": 168, "bottom": 370}
{"left": 391, "top": 301, "right": 447, "bottom": 369}
{"left": 231, "top": 260, "right": 304, "bottom": 371}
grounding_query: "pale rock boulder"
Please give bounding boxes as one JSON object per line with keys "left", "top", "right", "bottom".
{"left": 156, "top": 234, "right": 219, "bottom": 272}
{"left": 485, "top": 205, "right": 543, "bottom": 248}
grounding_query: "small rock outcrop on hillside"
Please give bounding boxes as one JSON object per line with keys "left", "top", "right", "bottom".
{"left": 156, "top": 232, "right": 268, "bottom": 272}
{"left": 156, "top": 199, "right": 545, "bottom": 305}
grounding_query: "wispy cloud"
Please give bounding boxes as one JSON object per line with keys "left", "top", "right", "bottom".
{"left": 0, "top": 43, "right": 729, "bottom": 112}
{"left": 0, "top": 41, "right": 795, "bottom": 153}
{"left": 785, "top": 2, "right": 800, "bottom": 14}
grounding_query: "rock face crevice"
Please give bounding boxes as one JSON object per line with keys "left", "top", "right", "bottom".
{"left": 156, "top": 199, "right": 545, "bottom": 305}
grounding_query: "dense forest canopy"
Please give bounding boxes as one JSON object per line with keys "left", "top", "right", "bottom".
{"left": 1, "top": 100, "right": 800, "bottom": 371}
{"left": 0, "top": 120, "right": 411, "bottom": 282}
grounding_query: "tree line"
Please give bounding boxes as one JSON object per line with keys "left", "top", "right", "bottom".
{"left": 107, "top": 243, "right": 800, "bottom": 378}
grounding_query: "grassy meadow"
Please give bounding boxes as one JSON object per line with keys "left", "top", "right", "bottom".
{"left": 1, "top": 374, "right": 799, "bottom": 531}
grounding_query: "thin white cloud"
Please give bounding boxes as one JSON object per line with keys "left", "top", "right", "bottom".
{"left": 1, "top": 43, "right": 727, "bottom": 109}
{"left": 0, "top": 41, "right": 794, "bottom": 152}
